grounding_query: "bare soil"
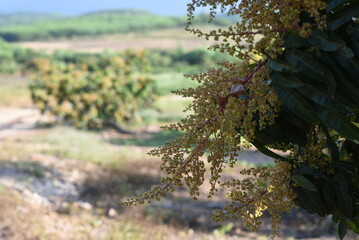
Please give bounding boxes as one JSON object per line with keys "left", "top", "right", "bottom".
{"left": 0, "top": 107, "right": 358, "bottom": 239}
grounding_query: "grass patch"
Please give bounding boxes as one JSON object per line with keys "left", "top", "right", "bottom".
{"left": 36, "top": 127, "right": 147, "bottom": 168}
{"left": 152, "top": 72, "right": 198, "bottom": 96}
{"left": 110, "top": 130, "right": 183, "bottom": 147}
{"left": 0, "top": 75, "right": 31, "bottom": 107}
{"left": 140, "top": 95, "right": 192, "bottom": 124}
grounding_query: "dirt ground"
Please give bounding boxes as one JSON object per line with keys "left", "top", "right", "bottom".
{"left": 0, "top": 107, "right": 359, "bottom": 240}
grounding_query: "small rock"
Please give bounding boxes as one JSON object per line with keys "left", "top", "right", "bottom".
{"left": 107, "top": 208, "right": 117, "bottom": 218}
{"left": 78, "top": 201, "right": 93, "bottom": 211}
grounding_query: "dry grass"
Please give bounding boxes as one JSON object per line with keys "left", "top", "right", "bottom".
{"left": 0, "top": 75, "right": 32, "bottom": 107}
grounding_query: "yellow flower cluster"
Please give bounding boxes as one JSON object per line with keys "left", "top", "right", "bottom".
{"left": 124, "top": 0, "right": 329, "bottom": 236}
{"left": 187, "top": 0, "right": 326, "bottom": 59}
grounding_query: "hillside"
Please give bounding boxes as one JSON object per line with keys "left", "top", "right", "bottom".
{"left": 0, "top": 9, "right": 234, "bottom": 42}
{"left": 0, "top": 12, "right": 64, "bottom": 27}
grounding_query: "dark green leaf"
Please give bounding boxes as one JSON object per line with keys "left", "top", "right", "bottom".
{"left": 328, "top": 3, "right": 359, "bottom": 30}
{"left": 293, "top": 166, "right": 328, "bottom": 179}
{"left": 284, "top": 49, "right": 336, "bottom": 96}
{"left": 296, "top": 85, "right": 340, "bottom": 109}
{"left": 292, "top": 175, "right": 317, "bottom": 191}
{"left": 274, "top": 83, "right": 319, "bottom": 123}
{"left": 316, "top": 107, "right": 359, "bottom": 144}
{"left": 322, "top": 125, "right": 340, "bottom": 162}
{"left": 251, "top": 140, "right": 289, "bottom": 161}
{"left": 294, "top": 188, "right": 326, "bottom": 216}
{"left": 324, "top": 53, "right": 359, "bottom": 106}
{"left": 271, "top": 72, "right": 304, "bottom": 88}
{"left": 338, "top": 221, "right": 348, "bottom": 240}
{"left": 326, "top": 0, "right": 350, "bottom": 13}
{"left": 283, "top": 33, "right": 308, "bottom": 48}
{"left": 338, "top": 46, "right": 355, "bottom": 58}
{"left": 268, "top": 59, "right": 299, "bottom": 73}
{"left": 334, "top": 172, "right": 354, "bottom": 218}
{"left": 321, "top": 183, "right": 336, "bottom": 211}
{"left": 347, "top": 23, "right": 359, "bottom": 40}
{"left": 350, "top": 39, "right": 359, "bottom": 58}
{"left": 334, "top": 53, "right": 359, "bottom": 78}
{"left": 307, "top": 30, "right": 339, "bottom": 51}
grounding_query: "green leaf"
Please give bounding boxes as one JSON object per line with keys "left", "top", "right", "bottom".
{"left": 326, "top": 0, "right": 350, "bottom": 13}
{"left": 251, "top": 140, "right": 289, "bottom": 161}
{"left": 334, "top": 172, "right": 354, "bottom": 218}
{"left": 347, "top": 221, "right": 359, "bottom": 233}
{"left": 307, "top": 30, "right": 339, "bottom": 51}
{"left": 339, "top": 221, "right": 348, "bottom": 240}
{"left": 350, "top": 39, "right": 359, "bottom": 58}
{"left": 316, "top": 106, "right": 359, "bottom": 144}
{"left": 294, "top": 188, "right": 326, "bottom": 216}
{"left": 322, "top": 125, "right": 340, "bottom": 162}
{"left": 268, "top": 59, "right": 299, "bottom": 73}
{"left": 321, "top": 183, "right": 336, "bottom": 211}
{"left": 284, "top": 49, "right": 336, "bottom": 96}
{"left": 324, "top": 53, "right": 359, "bottom": 107}
{"left": 293, "top": 166, "right": 328, "bottom": 179}
{"left": 271, "top": 72, "right": 304, "bottom": 88}
{"left": 283, "top": 33, "right": 308, "bottom": 48}
{"left": 273, "top": 83, "right": 319, "bottom": 123}
{"left": 296, "top": 85, "right": 340, "bottom": 109}
{"left": 347, "top": 23, "right": 359, "bottom": 40}
{"left": 292, "top": 175, "right": 317, "bottom": 191}
{"left": 328, "top": 3, "right": 359, "bottom": 30}
{"left": 334, "top": 53, "right": 359, "bottom": 78}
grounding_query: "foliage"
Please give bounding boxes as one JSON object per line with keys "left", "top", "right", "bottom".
{"left": 0, "top": 12, "right": 63, "bottom": 27}
{"left": 29, "top": 50, "right": 155, "bottom": 130}
{"left": 124, "top": 0, "right": 359, "bottom": 239}
{"left": 0, "top": 38, "right": 44, "bottom": 74}
{"left": 0, "top": 9, "right": 235, "bottom": 42}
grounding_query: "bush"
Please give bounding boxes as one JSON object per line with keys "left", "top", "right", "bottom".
{"left": 29, "top": 50, "right": 156, "bottom": 131}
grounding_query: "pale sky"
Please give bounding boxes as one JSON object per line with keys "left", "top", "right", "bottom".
{"left": 0, "top": 0, "right": 193, "bottom": 16}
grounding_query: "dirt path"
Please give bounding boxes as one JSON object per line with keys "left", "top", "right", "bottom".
{"left": 0, "top": 107, "right": 40, "bottom": 139}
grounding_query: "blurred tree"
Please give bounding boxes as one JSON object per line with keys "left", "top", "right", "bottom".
{"left": 29, "top": 50, "right": 155, "bottom": 132}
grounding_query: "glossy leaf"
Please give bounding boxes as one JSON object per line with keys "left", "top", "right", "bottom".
{"left": 292, "top": 175, "right": 317, "bottom": 191}
{"left": 328, "top": 3, "right": 359, "bottom": 30}
{"left": 296, "top": 85, "right": 339, "bottom": 109}
{"left": 317, "top": 106, "right": 359, "bottom": 144}
{"left": 284, "top": 49, "right": 336, "bottom": 95}
{"left": 251, "top": 140, "right": 289, "bottom": 162}
{"left": 283, "top": 33, "right": 308, "bottom": 48}
{"left": 307, "top": 30, "right": 339, "bottom": 51}
{"left": 294, "top": 188, "right": 326, "bottom": 216}
{"left": 274, "top": 83, "right": 319, "bottom": 123}
{"left": 347, "top": 23, "right": 359, "bottom": 40}
{"left": 268, "top": 59, "right": 299, "bottom": 73}
{"left": 271, "top": 72, "right": 304, "bottom": 88}
{"left": 322, "top": 125, "right": 340, "bottom": 162}
{"left": 293, "top": 166, "right": 328, "bottom": 179}
{"left": 326, "top": 0, "right": 350, "bottom": 13}
{"left": 334, "top": 172, "right": 354, "bottom": 218}
{"left": 338, "top": 221, "right": 348, "bottom": 240}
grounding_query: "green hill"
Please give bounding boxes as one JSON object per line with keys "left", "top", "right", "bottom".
{"left": 0, "top": 9, "right": 234, "bottom": 42}
{"left": 0, "top": 12, "right": 64, "bottom": 27}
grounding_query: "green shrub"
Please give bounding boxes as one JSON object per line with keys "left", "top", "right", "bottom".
{"left": 29, "top": 50, "right": 156, "bottom": 130}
